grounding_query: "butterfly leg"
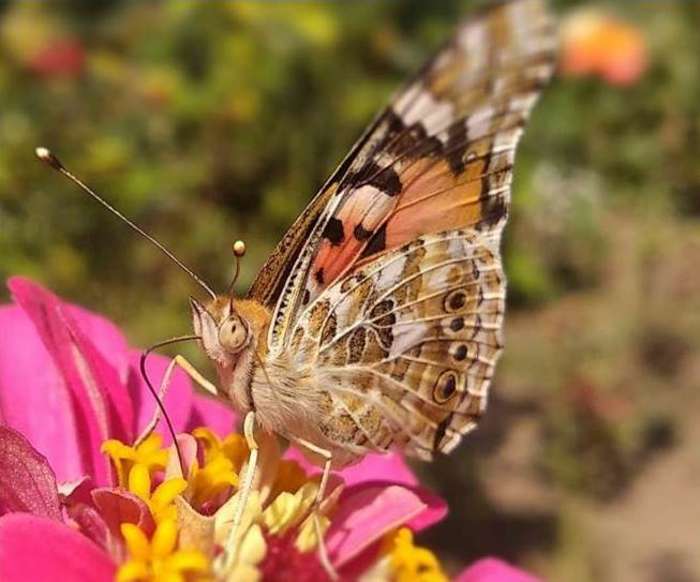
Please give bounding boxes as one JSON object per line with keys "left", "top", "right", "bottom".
{"left": 136, "top": 353, "right": 220, "bottom": 443}
{"left": 172, "top": 354, "right": 219, "bottom": 396}
{"left": 222, "top": 410, "right": 259, "bottom": 571}
{"left": 138, "top": 353, "right": 220, "bottom": 447}
{"left": 291, "top": 437, "right": 338, "bottom": 580}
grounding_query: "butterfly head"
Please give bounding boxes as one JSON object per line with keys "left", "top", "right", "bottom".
{"left": 190, "top": 295, "right": 251, "bottom": 365}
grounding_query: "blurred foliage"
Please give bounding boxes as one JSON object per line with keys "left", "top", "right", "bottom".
{"left": 1, "top": 1, "right": 700, "bottom": 581}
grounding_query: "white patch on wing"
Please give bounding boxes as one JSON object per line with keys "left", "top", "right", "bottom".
{"left": 376, "top": 254, "right": 407, "bottom": 292}
{"left": 509, "top": 92, "right": 539, "bottom": 115}
{"left": 394, "top": 85, "right": 455, "bottom": 139}
{"left": 457, "top": 21, "right": 488, "bottom": 75}
{"left": 337, "top": 184, "right": 396, "bottom": 238}
{"left": 466, "top": 104, "right": 496, "bottom": 141}
{"left": 393, "top": 84, "right": 421, "bottom": 117}
{"left": 447, "top": 235, "right": 467, "bottom": 259}
{"left": 492, "top": 127, "right": 521, "bottom": 153}
{"left": 333, "top": 296, "right": 353, "bottom": 330}
{"left": 390, "top": 321, "right": 429, "bottom": 359}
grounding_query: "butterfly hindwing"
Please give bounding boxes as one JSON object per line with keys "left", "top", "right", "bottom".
{"left": 289, "top": 229, "right": 505, "bottom": 461}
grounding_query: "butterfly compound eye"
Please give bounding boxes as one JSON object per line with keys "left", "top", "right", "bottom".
{"left": 218, "top": 315, "right": 249, "bottom": 353}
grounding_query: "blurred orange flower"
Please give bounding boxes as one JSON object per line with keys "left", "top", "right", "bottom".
{"left": 561, "top": 9, "right": 647, "bottom": 86}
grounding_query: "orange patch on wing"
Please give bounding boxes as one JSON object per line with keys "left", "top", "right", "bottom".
{"left": 386, "top": 158, "right": 487, "bottom": 247}
{"left": 310, "top": 153, "right": 498, "bottom": 291}
{"left": 311, "top": 184, "right": 397, "bottom": 288}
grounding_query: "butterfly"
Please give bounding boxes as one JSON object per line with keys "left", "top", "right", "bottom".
{"left": 189, "top": 0, "right": 557, "bottom": 470}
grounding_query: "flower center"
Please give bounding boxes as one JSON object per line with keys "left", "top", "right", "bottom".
{"left": 117, "top": 519, "right": 210, "bottom": 582}
{"left": 100, "top": 429, "right": 448, "bottom": 582}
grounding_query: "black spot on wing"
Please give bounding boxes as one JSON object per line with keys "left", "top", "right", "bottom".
{"left": 478, "top": 190, "right": 508, "bottom": 228}
{"left": 433, "top": 414, "right": 453, "bottom": 453}
{"left": 353, "top": 223, "right": 373, "bottom": 241}
{"left": 445, "top": 121, "right": 468, "bottom": 175}
{"left": 314, "top": 268, "right": 325, "bottom": 285}
{"left": 450, "top": 317, "right": 465, "bottom": 332}
{"left": 453, "top": 344, "right": 468, "bottom": 361}
{"left": 322, "top": 217, "right": 345, "bottom": 246}
{"left": 477, "top": 154, "right": 512, "bottom": 229}
{"left": 359, "top": 223, "right": 387, "bottom": 259}
{"left": 336, "top": 111, "right": 406, "bottom": 193}
{"left": 363, "top": 162, "right": 402, "bottom": 197}
{"left": 388, "top": 109, "right": 443, "bottom": 159}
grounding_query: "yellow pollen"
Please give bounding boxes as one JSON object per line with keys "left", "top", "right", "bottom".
{"left": 268, "top": 459, "right": 309, "bottom": 499}
{"left": 102, "top": 433, "right": 169, "bottom": 489}
{"left": 193, "top": 427, "right": 249, "bottom": 470}
{"left": 117, "top": 519, "right": 211, "bottom": 582}
{"left": 102, "top": 433, "right": 186, "bottom": 523}
{"left": 387, "top": 528, "right": 448, "bottom": 582}
{"left": 188, "top": 456, "right": 239, "bottom": 510}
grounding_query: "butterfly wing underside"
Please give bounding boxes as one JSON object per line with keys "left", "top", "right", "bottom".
{"left": 290, "top": 229, "right": 505, "bottom": 460}
{"left": 248, "top": 0, "right": 556, "bottom": 461}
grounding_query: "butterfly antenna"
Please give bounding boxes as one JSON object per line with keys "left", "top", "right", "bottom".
{"left": 227, "top": 240, "right": 246, "bottom": 298}
{"left": 35, "top": 147, "right": 217, "bottom": 301}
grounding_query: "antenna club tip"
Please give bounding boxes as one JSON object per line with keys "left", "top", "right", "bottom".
{"left": 233, "top": 240, "right": 247, "bottom": 257}
{"left": 34, "top": 147, "right": 64, "bottom": 171}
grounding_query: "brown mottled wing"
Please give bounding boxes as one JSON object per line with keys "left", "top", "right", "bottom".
{"left": 249, "top": 0, "right": 556, "bottom": 356}
{"left": 290, "top": 230, "right": 505, "bottom": 460}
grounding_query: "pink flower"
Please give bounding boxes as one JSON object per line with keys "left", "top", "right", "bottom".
{"left": 0, "top": 279, "right": 542, "bottom": 581}
{"left": 456, "top": 558, "right": 543, "bottom": 582}
{"left": 0, "top": 276, "right": 234, "bottom": 487}
{"left": 560, "top": 9, "right": 648, "bottom": 86}
{"left": 0, "top": 514, "right": 116, "bottom": 581}
{"left": 0, "top": 277, "right": 234, "bottom": 579}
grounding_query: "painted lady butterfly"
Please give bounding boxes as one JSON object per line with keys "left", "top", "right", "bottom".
{"left": 189, "top": 0, "right": 557, "bottom": 469}
{"left": 34, "top": 1, "right": 557, "bottom": 566}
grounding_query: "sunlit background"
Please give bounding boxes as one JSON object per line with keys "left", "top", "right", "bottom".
{"left": 1, "top": 2, "right": 699, "bottom": 581}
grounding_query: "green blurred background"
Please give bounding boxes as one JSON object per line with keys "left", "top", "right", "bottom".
{"left": 1, "top": 1, "right": 699, "bottom": 580}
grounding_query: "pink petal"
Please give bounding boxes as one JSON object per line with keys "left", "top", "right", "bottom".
{"left": 284, "top": 447, "right": 417, "bottom": 488}
{"left": 126, "top": 350, "right": 194, "bottom": 442}
{"left": 0, "top": 305, "right": 83, "bottom": 482}
{"left": 186, "top": 394, "right": 236, "bottom": 437}
{"left": 66, "top": 503, "right": 110, "bottom": 551}
{"left": 327, "top": 484, "right": 439, "bottom": 568}
{"left": 8, "top": 278, "right": 133, "bottom": 485}
{"left": 12, "top": 279, "right": 134, "bottom": 443}
{"left": 92, "top": 488, "right": 155, "bottom": 538}
{"left": 0, "top": 513, "right": 115, "bottom": 582}
{"left": 0, "top": 426, "right": 61, "bottom": 520}
{"left": 339, "top": 452, "right": 417, "bottom": 487}
{"left": 58, "top": 476, "right": 94, "bottom": 506}
{"left": 455, "top": 558, "right": 543, "bottom": 582}
{"left": 62, "top": 305, "right": 129, "bottom": 378}
{"left": 403, "top": 486, "right": 446, "bottom": 532}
